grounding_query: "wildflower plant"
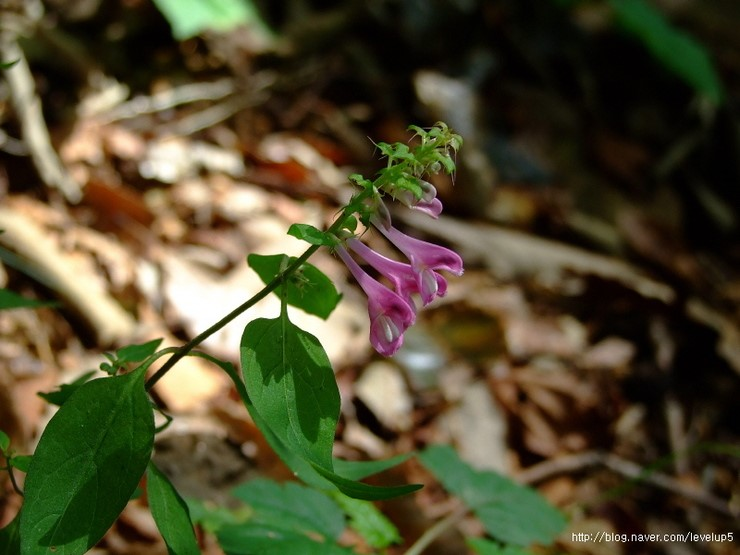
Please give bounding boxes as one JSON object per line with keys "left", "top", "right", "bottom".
{"left": 0, "top": 123, "right": 565, "bottom": 554}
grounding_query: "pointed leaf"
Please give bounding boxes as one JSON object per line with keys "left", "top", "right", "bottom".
{"left": 311, "top": 463, "right": 422, "bottom": 501}
{"left": 147, "top": 462, "right": 199, "bottom": 555}
{"left": 114, "top": 338, "right": 163, "bottom": 365}
{"left": 332, "top": 453, "right": 412, "bottom": 481}
{"left": 229, "top": 346, "right": 417, "bottom": 501}
{"left": 20, "top": 368, "right": 154, "bottom": 555}
{"left": 247, "top": 254, "right": 341, "bottom": 319}
{"left": 241, "top": 317, "right": 339, "bottom": 470}
{"left": 419, "top": 445, "right": 565, "bottom": 547}
{"left": 286, "top": 224, "right": 335, "bottom": 246}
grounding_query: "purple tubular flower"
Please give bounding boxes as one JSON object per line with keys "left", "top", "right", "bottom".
{"left": 376, "top": 224, "right": 463, "bottom": 300}
{"left": 336, "top": 245, "right": 416, "bottom": 356}
{"left": 347, "top": 238, "right": 446, "bottom": 307}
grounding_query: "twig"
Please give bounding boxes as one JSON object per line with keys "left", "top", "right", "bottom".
{"left": 516, "top": 451, "right": 734, "bottom": 517}
{"left": 2, "top": 38, "right": 82, "bottom": 202}
{"left": 98, "top": 78, "right": 238, "bottom": 122}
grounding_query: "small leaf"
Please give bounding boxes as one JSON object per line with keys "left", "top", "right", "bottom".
{"left": 0, "top": 289, "right": 54, "bottom": 311}
{"left": 247, "top": 254, "right": 342, "bottom": 319}
{"left": 20, "top": 368, "right": 154, "bottom": 555}
{"left": 115, "top": 338, "right": 164, "bottom": 365}
{"left": 0, "top": 511, "right": 21, "bottom": 555}
{"left": 147, "top": 462, "right": 200, "bottom": 555}
{"left": 241, "top": 317, "right": 339, "bottom": 470}
{"left": 287, "top": 223, "right": 336, "bottom": 246}
{"left": 1, "top": 59, "right": 19, "bottom": 70}
{"left": 9, "top": 455, "right": 32, "bottom": 473}
{"left": 419, "top": 445, "right": 566, "bottom": 547}
{"left": 0, "top": 429, "right": 9, "bottom": 452}
{"left": 329, "top": 491, "right": 401, "bottom": 549}
{"left": 38, "top": 371, "right": 97, "bottom": 406}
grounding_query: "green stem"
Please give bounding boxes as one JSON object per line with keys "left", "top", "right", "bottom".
{"left": 145, "top": 243, "right": 320, "bottom": 391}
{"left": 144, "top": 187, "right": 373, "bottom": 392}
{"left": 403, "top": 504, "right": 468, "bottom": 555}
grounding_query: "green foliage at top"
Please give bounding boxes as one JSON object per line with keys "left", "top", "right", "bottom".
{"left": 608, "top": 0, "right": 724, "bottom": 104}
{"left": 151, "top": 0, "right": 273, "bottom": 40}
{"left": 20, "top": 368, "right": 154, "bottom": 554}
{"left": 419, "top": 445, "right": 566, "bottom": 547}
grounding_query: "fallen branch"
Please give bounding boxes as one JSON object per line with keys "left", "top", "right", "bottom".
{"left": 0, "top": 206, "right": 136, "bottom": 345}
{"left": 517, "top": 451, "right": 735, "bottom": 517}
{"left": 2, "top": 38, "right": 82, "bottom": 202}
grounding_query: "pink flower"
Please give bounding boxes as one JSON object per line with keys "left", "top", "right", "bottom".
{"left": 375, "top": 224, "right": 463, "bottom": 301}
{"left": 336, "top": 246, "right": 416, "bottom": 356}
{"left": 347, "top": 238, "right": 446, "bottom": 307}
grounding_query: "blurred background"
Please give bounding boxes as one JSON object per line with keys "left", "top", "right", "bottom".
{"left": 1, "top": 0, "right": 739, "bottom": 553}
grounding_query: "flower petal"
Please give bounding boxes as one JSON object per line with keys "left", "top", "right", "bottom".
{"left": 337, "top": 246, "right": 416, "bottom": 356}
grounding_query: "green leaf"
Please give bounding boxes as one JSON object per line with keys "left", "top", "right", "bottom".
{"left": 608, "top": 0, "right": 723, "bottom": 104}
{"left": 0, "top": 429, "right": 9, "bottom": 453}
{"left": 230, "top": 343, "right": 418, "bottom": 501}
{"left": 241, "top": 316, "right": 340, "bottom": 470}
{"left": 231, "top": 479, "right": 345, "bottom": 541}
{"left": 419, "top": 445, "right": 566, "bottom": 547}
{"left": 0, "top": 289, "right": 54, "bottom": 311}
{"left": 0, "top": 512, "right": 21, "bottom": 555}
{"left": 311, "top": 463, "right": 422, "bottom": 501}
{"left": 287, "top": 224, "right": 336, "bottom": 247}
{"left": 151, "top": 0, "right": 272, "bottom": 41}
{"left": 328, "top": 491, "right": 401, "bottom": 549}
{"left": 20, "top": 368, "right": 154, "bottom": 555}
{"left": 332, "top": 453, "right": 412, "bottom": 481}
{"left": 1, "top": 59, "right": 19, "bottom": 70}
{"left": 247, "top": 254, "right": 341, "bottom": 319}
{"left": 115, "top": 338, "right": 163, "bottom": 365}
{"left": 9, "top": 455, "right": 32, "bottom": 473}
{"left": 467, "top": 537, "right": 532, "bottom": 555}
{"left": 37, "top": 371, "right": 97, "bottom": 406}
{"left": 147, "top": 462, "right": 200, "bottom": 555}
